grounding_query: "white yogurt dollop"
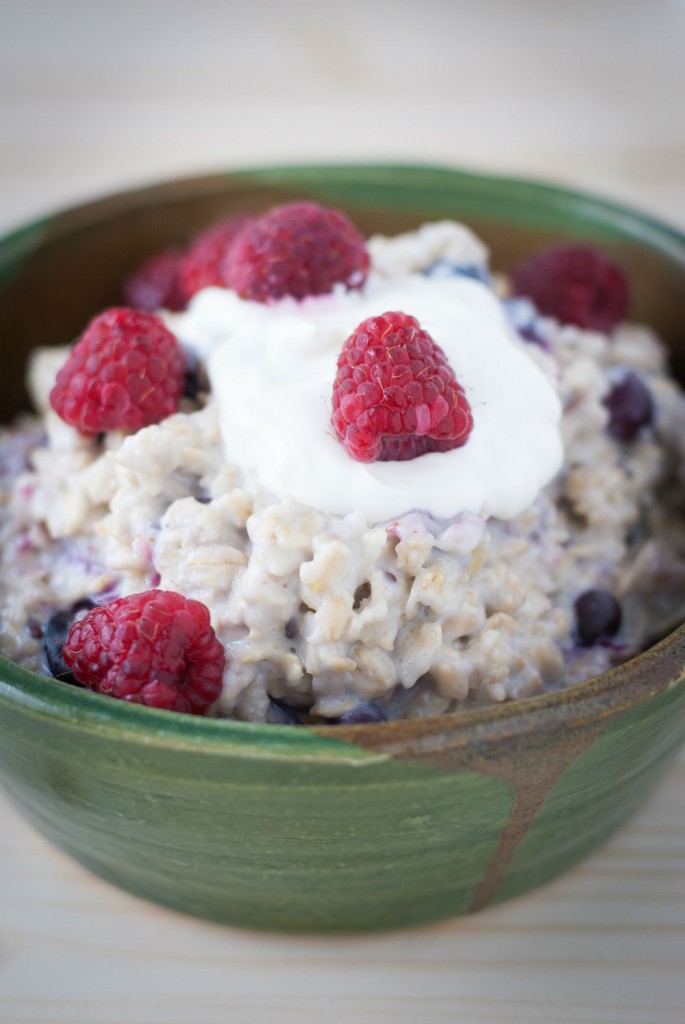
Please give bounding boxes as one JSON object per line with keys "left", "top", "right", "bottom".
{"left": 168, "top": 272, "right": 563, "bottom": 524}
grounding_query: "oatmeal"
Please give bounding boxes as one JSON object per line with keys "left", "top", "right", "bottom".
{"left": 1, "top": 208, "right": 684, "bottom": 723}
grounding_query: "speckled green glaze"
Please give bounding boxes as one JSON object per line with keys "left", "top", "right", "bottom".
{"left": 0, "top": 165, "right": 684, "bottom": 933}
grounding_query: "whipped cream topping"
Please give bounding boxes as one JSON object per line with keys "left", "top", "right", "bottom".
{"left": 167, "top": 271, "right": 563, "bottom": 524}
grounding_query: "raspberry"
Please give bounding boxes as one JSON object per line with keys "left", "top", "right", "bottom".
{"left": 512, "top": 244, "right": 629, "bottom": 332}
{"left": 62, "top": 590, "right": 225, "bottom": 715}
{"left": 179, "top": 215, "right": 254, "bottom": 299}
{"left": 331, "top": 311, "right": 474, "bottom": 462}
{"left": 224, "top": 201, "right": 370, "bottom": 302}
{"left": 49, "top": 307, "right": 186, "bottom": 435}
{"left": 123, "top": 247, "right": 187, "bottom": 312}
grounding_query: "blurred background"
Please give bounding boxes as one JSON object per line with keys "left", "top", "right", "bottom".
{"left": 1, "top": 0, "right": 684, "bottom": 236}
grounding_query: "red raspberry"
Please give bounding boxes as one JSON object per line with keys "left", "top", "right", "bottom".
{"left": 123, "top": 247, "right": 187, "bottom": 312}
{"left": 224, "top": 201, "right": 370, "bottom": 302}
{"left": 179, "top": 215, "right": 255, "bottom": 299}
{"left": 332, "top": 311, "right": 474, "bottom": 462}
{"left": 62, "top": 590, "right": 225, "bottom": 715}
{"left": 50, "top": 307, "right": 186, "bottom": 435}
{"left": 512, "top": 243, "right": 629, "bottom": 332}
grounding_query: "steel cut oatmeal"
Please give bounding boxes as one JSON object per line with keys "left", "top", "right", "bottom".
{"left": 1, "top": 204, "right": 684, "bottom": 724}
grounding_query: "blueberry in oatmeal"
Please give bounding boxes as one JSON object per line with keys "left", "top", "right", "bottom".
{"left": 574, "top": 589, "right": 622, "bottom": 647}
{"left": 41, "top": 601, "right": 95, "bottom": 684}
{"left": 603, "top": 370, "right": 654, "bottom": 441}
{"left": 1, "top": 203, "right": 684, "bottom": 723}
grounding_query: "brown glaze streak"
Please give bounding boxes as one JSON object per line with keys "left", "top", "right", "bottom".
{"left": 315, "top": 627, "right": 685, "bottom": 908}
{"left": 465, "top": 718, "right": 610, "bottom": 911}
{"left": 371, "top": 712, "right": 610, "bottom": 912}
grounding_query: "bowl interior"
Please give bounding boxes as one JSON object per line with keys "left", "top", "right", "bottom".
{"left": 2, "top": 164, "right": 685, "bottom": 419}
{"left": 1, "top": 162, "right": 685, "bottom": 750}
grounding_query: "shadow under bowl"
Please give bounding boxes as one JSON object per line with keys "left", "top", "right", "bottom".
{"left": 0, "top": 164, "right": 684, "bottom": 934}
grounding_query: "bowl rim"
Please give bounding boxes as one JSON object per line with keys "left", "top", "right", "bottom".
{"left": 1, "top": 161, "right": 685, "bottom": 759}
{"left": 3, "top": 161, "right": 685, "bottom": 260}
{"left": 2, "top": 624, "right": 685, "bottom": 759}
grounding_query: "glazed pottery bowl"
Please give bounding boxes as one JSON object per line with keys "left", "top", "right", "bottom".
{"left": 0, "top": 165, "right": 684, "bottom": 934}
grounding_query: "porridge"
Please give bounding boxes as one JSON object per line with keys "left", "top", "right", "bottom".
{"left": 0, "top": 203, "right": 684, "bottom": 723}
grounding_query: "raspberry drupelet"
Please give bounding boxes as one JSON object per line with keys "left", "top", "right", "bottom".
{"left": 49, "top": 307, "right": 186, "bottom": 435}
{"left": 62, "top": 590, "right": 225, "bottom": 715}
{"left": 512, "top": 244, "right": 629, "bottom": 332}
{"left": 179, "top": 214, "right": 255, "bottom": 299}
{"left": 224, "top": 201, "right": 370, "bottom": 302}
{"left": 332, "top": 311, "right": 474, "bottom": 462}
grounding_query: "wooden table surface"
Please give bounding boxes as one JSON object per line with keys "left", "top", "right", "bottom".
{"left": 1, "top": 2, "right": 684, "bottom": 1021}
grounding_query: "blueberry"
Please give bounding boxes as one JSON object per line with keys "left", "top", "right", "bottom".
{"left": 501, "top": 296, "right": 551, "bottom": 350}
{"left": 425, "top": 260, "right": 490, "bottom": 285}
{"left": 183, "top": 364, "right": 202, "bottom": 401}
{"left": 603, "top": 372, "right": 654, "bottom": 441}
{"left": 338, "top": 702, "right": 387, "bottom": 724}
{"left": 574, "top": 589, "right": 622, "bottom": 646}
{"left": 266, "top": 699, "right": 303, "bottom": 725}
{"left": 517, "top": 324, "right": 550, "bottom": 349}
{"left": 41, "top": 600, "right": 95, "bottom": 684}
{"left": 284, "top": 617, "right": 299, "bottom": 641}
{"left": 183, "top": 353, "right": 208, "bottom": 402}
{"left": 42, "top": 612, "right": 78, "bottom": 683}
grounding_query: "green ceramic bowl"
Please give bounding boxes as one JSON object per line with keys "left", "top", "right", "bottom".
{"left": 0, "top": 165, "right": 684, "bottom": 934}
